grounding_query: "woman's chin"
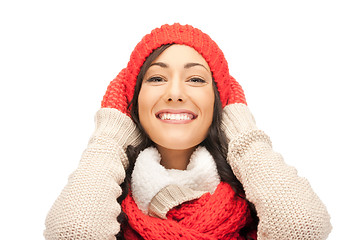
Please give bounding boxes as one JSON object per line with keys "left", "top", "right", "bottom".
{"left": 154, "top": 139, "right": 202, "bottom": 151}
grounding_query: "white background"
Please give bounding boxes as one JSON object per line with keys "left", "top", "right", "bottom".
{"left": 0, "top": 0, "right": 346, "bottom": 239}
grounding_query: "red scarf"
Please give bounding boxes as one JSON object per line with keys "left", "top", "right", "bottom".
{"left": 121, "top": 182, "right": 257, "bottom": 239}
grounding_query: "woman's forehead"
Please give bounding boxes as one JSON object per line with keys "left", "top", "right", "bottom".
{"left": 151, "top": 44, "right": 211, "bottom": 72}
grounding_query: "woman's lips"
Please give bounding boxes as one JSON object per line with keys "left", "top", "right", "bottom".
{"left": 155, "top": 109, "right": 197, "bottom": 124}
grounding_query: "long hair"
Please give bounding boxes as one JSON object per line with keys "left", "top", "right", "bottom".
{"left": 116, "top": 44, "right": 258, "bottom": 238}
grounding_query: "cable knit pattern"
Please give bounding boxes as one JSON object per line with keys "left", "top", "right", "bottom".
{"left": 222, "top": 104, "right": 332, "bottom": 239}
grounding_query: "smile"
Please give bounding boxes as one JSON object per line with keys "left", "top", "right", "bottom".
{"left": 155, "top": 109, "right": 197, "bottom": 123}
{"left": 159, "top": 113, "right": 193, "bottom": 120}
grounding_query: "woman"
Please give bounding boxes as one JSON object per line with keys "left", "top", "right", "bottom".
{"left": 44, "top": 23, "right": 332, "bottom": 239}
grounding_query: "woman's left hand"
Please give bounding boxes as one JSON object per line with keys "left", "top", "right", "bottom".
{"left": 221, "top": 103, "right": 258, "bottom": 142}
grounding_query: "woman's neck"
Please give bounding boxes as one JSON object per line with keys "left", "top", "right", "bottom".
{"left": 156, "top": 145, "right": 196, "bottom": 170}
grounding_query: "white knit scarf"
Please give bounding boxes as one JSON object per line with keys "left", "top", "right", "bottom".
{"left": 131, "top": 146, "right": 221, "bottom": 214}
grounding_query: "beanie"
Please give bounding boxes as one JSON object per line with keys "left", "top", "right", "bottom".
{"left": 102, "top": 23, "right": 246, "bottom": 115}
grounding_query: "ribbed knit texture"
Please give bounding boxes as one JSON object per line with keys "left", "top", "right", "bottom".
{"left": 149, "top": 185, "right": 206, "bottom": 219}
{"left": 122, "top": 182, "right": 256, "bottom": 240}
{"left": 101, "top": 23, "right": 246, "bottom": 116}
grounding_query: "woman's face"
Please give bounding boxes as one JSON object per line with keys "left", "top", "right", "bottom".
{"left": 138, "top": 44, "right": 215, "bottom": 150}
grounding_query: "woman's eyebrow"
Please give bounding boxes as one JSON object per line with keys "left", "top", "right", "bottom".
{"left": 149, "top": 62, "right": 209, "bottom": 72}
{"left": 150, "top": 62, "right": 168, "bottom": 68}
{"left": 184, "top": 62, "right": 209, "bottom": 72}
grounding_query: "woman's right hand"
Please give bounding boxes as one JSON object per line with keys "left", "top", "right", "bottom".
{"left": 94, "top": 68, "right": 142, "bottom": 152}
{"left": 87, "top": 108, "right": 142, "bottom": 170}
{"left": 221, "top": 103, "right": 258, "bottom": 142}
{"left": 91, "top": 108, "right": 142, "bottom": 150}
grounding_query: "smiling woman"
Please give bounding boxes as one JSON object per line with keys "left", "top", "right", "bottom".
{"left": 138, "top": 45, "right": 215, "bottom": 167}
{"left": 44, "top": 23, "right": 332, "bottom": 240}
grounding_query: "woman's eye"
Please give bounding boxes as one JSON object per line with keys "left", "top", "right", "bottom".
{"left": 146, "top": 76, "right": 165, "bottom": 83}
{"left": 188, "top": 77, "right": 206, "bottom": 83}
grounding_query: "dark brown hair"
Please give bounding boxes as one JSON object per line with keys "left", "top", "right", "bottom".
{"left": 116, "top": 44, "right": 258, "bottom": 239}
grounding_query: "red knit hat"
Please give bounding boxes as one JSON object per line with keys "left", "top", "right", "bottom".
{"left": 102, "top": 23, "right": 246, "bottom": 115}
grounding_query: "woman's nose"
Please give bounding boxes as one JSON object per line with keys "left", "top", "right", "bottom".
{"left": 165, "top": 77, "right": 185, "bottom": 103}
{"left": 167, "top": 97, "right": 183, "bottom": 102}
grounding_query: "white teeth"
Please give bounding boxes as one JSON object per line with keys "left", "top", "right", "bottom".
{"left": 160, "top": 113, "right": 192, "bottom": 120}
